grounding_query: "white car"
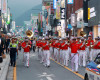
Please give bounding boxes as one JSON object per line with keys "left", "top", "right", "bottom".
{"left": 84, "top": 53, "right": 100, "bottom": 80}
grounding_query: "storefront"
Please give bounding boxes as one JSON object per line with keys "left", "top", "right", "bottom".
{"left": 88, "top": 0, "right": 100, "bottom": 38}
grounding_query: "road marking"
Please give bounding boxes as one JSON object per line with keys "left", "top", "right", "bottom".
{"left": 38, "top": 72, "right": 54, "bottom": 80}
{"left": 13, "top": 67, "right": 17, "bottom": 80}
{"left": 46, "top": 77, "right": 53, "bottom": 80}
{"left": 50, "top": 58, "right": 84, "bottom": 79}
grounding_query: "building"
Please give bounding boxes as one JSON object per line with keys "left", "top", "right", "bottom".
{"left": 88, "top": 0, "right": 100, "bottom": 38}
{"left": 66, "top": 0, "right": 84, "bottom": 36}
{"left": 31, "top": 14, "right": 38, "bottom": 30}
{"left": 42, "top": 0, "right": 53, "bottom": 36}
{"left": 12, "top": 21, "right": 15, "bottom": 31}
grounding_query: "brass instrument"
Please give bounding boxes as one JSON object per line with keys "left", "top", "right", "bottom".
{"left": 26, "top": 30, "right": 34, "bottom": 38}
{"left": 80, "top": 31, "right": 86, "bottom": 37}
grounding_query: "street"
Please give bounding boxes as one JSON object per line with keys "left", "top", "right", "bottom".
{"left": 16, "top": 50, "right": 84, "bottom": 80}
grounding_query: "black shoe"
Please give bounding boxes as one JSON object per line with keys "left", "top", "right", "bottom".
{"left": 27, "top": 66, "right": 29, "bottom": 68}
{"left": 47, "top": 66, "right": 50, "bottom": 68}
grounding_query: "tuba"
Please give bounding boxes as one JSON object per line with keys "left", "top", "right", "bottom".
{"left": 80, "top": 31, "right": 86, "bottom": 37}
{"left": 26, "top": 30, "right": 34, "bottom": 38}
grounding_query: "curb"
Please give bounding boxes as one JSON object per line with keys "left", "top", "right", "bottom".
{"left": 0, "top": 55, "right": 10, "bottom": 80}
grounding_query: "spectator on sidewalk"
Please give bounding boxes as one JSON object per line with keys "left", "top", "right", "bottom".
{"left": 5, "top": 35, "right": 10, "bottom": 54}
{"left": 32, "top": 38, "right": 36, "bottom": 52}
{"left": 1, "top": 34, "right": 6, "bottom": 54}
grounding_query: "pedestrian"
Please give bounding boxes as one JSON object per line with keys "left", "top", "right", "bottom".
{"left": 1, "top": 34, "right": 6, "bottom": 57}
{"left": 22, "top": 37, "right": 31, "bottom": 68}
{"left": 32, "top": 38, "right": 36, "bottom": 52}
{"left": 5, "top": 35, "right": 10, "bottom": 54}
{"left": 8, "top": 37, "right": 18, "bottom": 67}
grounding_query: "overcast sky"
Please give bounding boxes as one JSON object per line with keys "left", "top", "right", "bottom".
{"left": 8, "top": 0, "right": 42, "bottom": 19}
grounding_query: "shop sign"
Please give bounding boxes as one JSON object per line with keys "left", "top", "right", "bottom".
{"left": 90, "top": 7, "right": 96, "bottom": 18}
{"left": 60, "top": 8, "right": 65, "bottom": 19}
{"left": 57, "top": 22, "right": 61, "bottom": 26}
{"left": 71, "top": 14, "right": 76, "bottom": 26}
{"left": 56, "top": 1, "right": 60, "bottom": 19}
{"left": 67, "top": 0, "right": 73, "bottom": 4}
{"left": 2, "top": 0, "right": 7, "bottom": 13}
{"left": 53, "top": 0, "right": 57, "bottom": 9}
{"left": 0, "top": 0, "right": 1, "bottom": 10}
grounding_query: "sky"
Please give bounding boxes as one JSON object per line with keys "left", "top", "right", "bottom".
{"left": 8, "top": 0, "right": 42, "bottom": 20}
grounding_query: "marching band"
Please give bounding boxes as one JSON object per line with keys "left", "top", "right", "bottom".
{"left": 6, "top": 34, "right": 100, "bottom": 73}
{"left": 36, "top": 35, "right": 100, "bottom": 73}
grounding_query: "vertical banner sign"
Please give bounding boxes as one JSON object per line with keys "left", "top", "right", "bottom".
{"left": 38, "top": 13, "right": 40, "bottom": 22}
{"left": 41, "top": 13, "right": 42, "bottom": 28}
{"left": 67, "top": 0, "right": 73, "bottom": 4}
{"left": 71, "top": 14, "right": 76, "bottom": 26}
{"left": 61, "top": 8, "right": 65, "bottom": 19}
{"left": 0, "top": 17, "right": 2, "bottom": 28}
{"left": 53, "top": 0, "right": 57, "bottom": 9}
{"left": 2, "top": 0, "right": 7, "bottom": 13}
{"left": 56, "top": 2, "right": 60, "bottom": 19}
{"left": 0, "top": 0, "right": 1, "bottom": 10}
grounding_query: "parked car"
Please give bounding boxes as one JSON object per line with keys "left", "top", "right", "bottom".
{"left": 84, "top": 53, "right": 100, "bottom": 80}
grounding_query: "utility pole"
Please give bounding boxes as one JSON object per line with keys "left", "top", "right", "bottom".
{"left": 65, "top": 0, "right": 67, "bottom": 36}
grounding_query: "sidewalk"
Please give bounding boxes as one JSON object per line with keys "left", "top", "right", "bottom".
{"left": 0, "top": 54, "right": 10, "bottom": 80}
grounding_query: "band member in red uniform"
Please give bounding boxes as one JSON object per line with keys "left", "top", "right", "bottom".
{"left": 42, "top": 37, "right": 50, "bottom": 67}
{"left": 55, "top": 39, "right": 61, "bottom": 62}
{"left": 36, "top": 38, "right": 42, "bottom": 60}
{"left": 76, "top": 37, "right": 81, "bottom": 43}
{"left": 53, "top": 38, "right": 58, "bottom": 61}
{"left": 90, "top": 37, "right": 98, "bottom": 61}
{"left": 22, "top": 38, "right": 31, "bottom": 68}
{"left": 50, "top": 38, "right": 54, "bottom": 58}
{"left": 86, "top": 35, "right": 94, "bottom": 61}
{"left": 70, "top": 37, "right": 79, "bottom": 73}
{"left": 97, "top": 38, "right": 100, "bottom": 53}
{"left": 79, "top": 38, "right": 87, "bottom": 67}
{"left": 61, "top": 38, "right": 69, "bottom": 66}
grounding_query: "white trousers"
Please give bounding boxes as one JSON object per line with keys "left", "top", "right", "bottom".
{"left": 71, "top": 53, "right": 79, "bottom": 72}
{"left": 50, "top": 47, "right": 53, "bottom": 58}
{"left": 97, "top": 49, "right": 100, "bottom": 54}
{"left": 79, "top": 50, "right": 86, "bottom": 67}
{"left": 54, "top": 48, "right": 58, "bottom": 60}
{"left": 59, "top": 50, "right": 63, "bottom": 64}
{"left": 86, "top": 47, "right": 90, "bottom": 61}
{"left": 39, "top": 48, "right": 44, "bottom": 63}
{"left": 24, "top": 52, "right": 29, "bottom": 67}
{"left": 62, "top": 50, "right": 69, "bottom": 66}
{"left": 90, "top": 49, "right": 98, "bottom": 61}
{"left": 39, "top": 48, "right": 41, "bottom": 59}
{"left": 43, "top": 50, "right": 50, "bottom": 66}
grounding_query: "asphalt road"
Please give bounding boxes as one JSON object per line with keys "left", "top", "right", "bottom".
{"left": 16, "top": 50, "right": 85, "bottom": 80}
